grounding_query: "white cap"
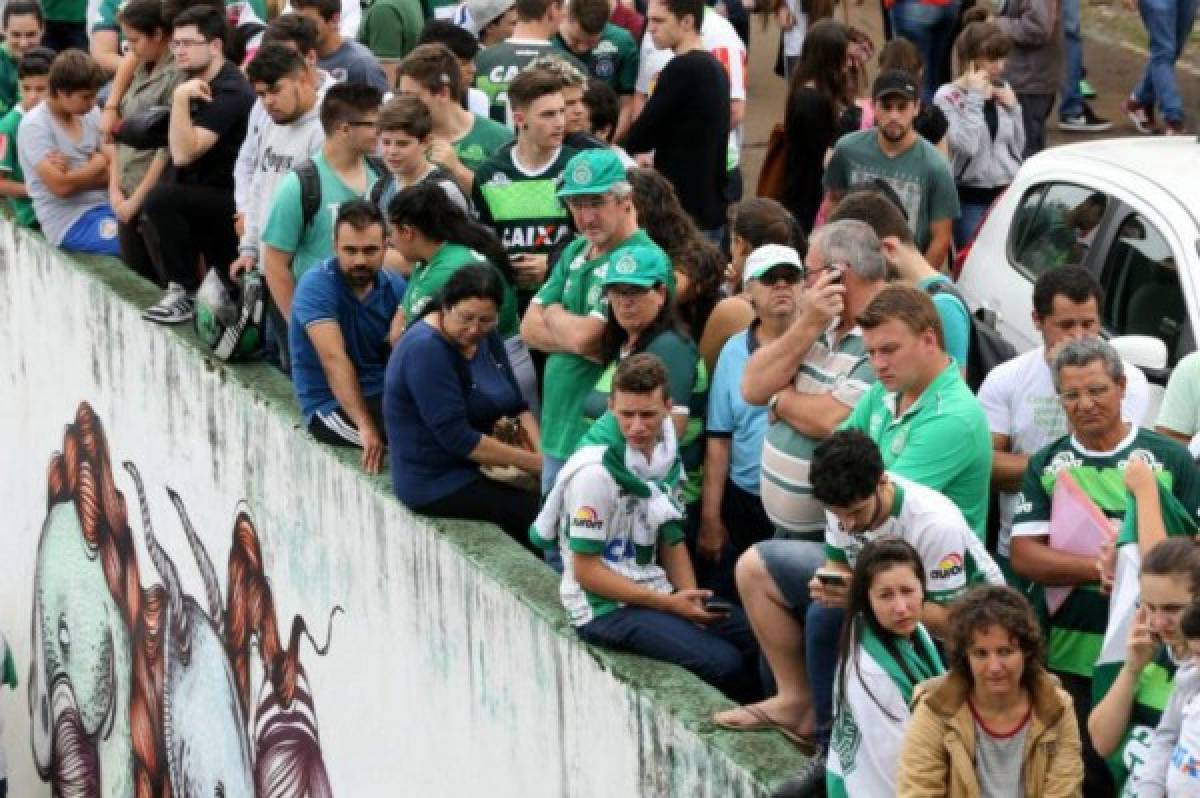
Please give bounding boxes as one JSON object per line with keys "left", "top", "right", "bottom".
{"left": 743, "top": 244, "right": 803, "bottom": 288}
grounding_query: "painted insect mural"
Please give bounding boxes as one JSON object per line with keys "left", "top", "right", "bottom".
{"left": 29, "top": 402, "right": 338, "bottom": 797}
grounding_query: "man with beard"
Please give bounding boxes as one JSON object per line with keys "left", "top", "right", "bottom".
{"left": 289, "top": 200, "right": 405, "bottom": 474}
{"left": 824, "top": 70, "right": 959, "bottom": 272}
{"left": 140, "top": 4, "right": 256, "bottom": 323}
{"left": 229, "top": 41, "right": 329, "bottom": 283}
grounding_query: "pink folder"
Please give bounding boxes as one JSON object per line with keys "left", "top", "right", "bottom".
{"left": 1045, "top": 471, "right": 1116, "bottom": 615}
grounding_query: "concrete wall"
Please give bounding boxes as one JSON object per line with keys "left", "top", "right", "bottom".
{"left": 0, "top": 222, "right": 803, "bottom": 796}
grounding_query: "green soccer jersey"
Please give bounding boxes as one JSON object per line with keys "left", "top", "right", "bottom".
{"left": 402, "top": 242, "right": 519, "bottom": 338}
{"left": 454, "top": 114, "right": 513, "bottom": 173}
{"left": 536, "top": 229, "right": 658, "bottom": 459}
{"left": 0, "top": 47, "right": 17, "bottom": 117}
{"left": 580, "top": 330, "right": 709, "bottom": 503}
{"left": 473, "top": 39, "right": 585, "bottom": 125}
{"left": 842, "top": 361, "right": 992, "bottom": 537}
{"left": 551, "top": 23, "right": 639, "bottom": 94}
{"left": 0, "top": 106, "right": 35, "bottom": 228}
{"left": 42, "top": 0, "right": 86, "bottom": 23}
{"left": 261, "top": 152, "right": 382, "bottom": 281}
{"left": 1013, "top": 426, "right": 1200, "bottom": 678}
{"left": 1102, "top": 647, "right": 1178, "bottom": 792}
{"left": 357, "top": 0, "right": 423, "bottom": 61}
{"left": 471, "top": 142, "right": 576, "bottom": 289}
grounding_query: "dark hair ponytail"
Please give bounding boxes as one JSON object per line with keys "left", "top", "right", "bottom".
{"left": 387, "top": 182, "right": 515, "bottom": 285}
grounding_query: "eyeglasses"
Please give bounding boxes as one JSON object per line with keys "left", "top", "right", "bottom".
{"left": 170, "top": 38, "right": 209, "bottom": 50}
{"left": 448, "top": 306, "right": 498, "bottom": 331}
{"left": 802, "top": 261, "right": 850, "bottom": 281}
{"left": 1060, "top": 383, "right": 1115, "bottom": 405}
{"left": 757, "top": 266, "right": 802, "bottom": 285}
{"left": 565, "top": 194, "right": 614, "bottom": 211}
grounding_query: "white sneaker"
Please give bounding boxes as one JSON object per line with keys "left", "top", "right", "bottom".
{"left": 143, "top": 283, "right": 195, "bottom": 323}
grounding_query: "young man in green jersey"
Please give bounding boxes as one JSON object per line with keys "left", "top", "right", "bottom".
{"left": 473, "top": 0, "right": 584, "bottom": 125}
{"left": 552, "top": 0, "right": 638, "bottom": 138}
{"left": 1012, "top": 337, "right": 1200, "bottom": 798}
{"left": 0, "top": 2, "right": 44, "bottom": 115}
{"left": 397, "top": 42, "right": 512, "bottom": 193}
{"left": 471, "top": 65, "right": 576, "bottom": 298}
{"left": 0, "top": 47, "right": 52, "bottom": 230}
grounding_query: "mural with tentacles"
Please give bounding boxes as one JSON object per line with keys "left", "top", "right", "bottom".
{"left": 28, "top": 402, "right": 339, "bottom": 797}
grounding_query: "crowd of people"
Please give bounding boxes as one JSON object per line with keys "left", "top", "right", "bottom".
{"left": 0, "top": 0, "right": 1197, "bottom": 795}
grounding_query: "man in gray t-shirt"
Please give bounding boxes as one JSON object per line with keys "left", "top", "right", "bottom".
{"left": 17, "top": 51, "right": 119, "bottom": 255}
{"left": 290, "top": 0, "right": 390, "bottom": 91}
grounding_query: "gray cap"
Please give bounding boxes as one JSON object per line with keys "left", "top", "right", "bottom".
{"left": 465, "top": 0, "right": 515, "bottom": 35}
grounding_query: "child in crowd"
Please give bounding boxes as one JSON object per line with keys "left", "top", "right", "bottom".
{"left": 374, "top": 93, "right": 468, "bottom": 215}
{"left": 17, "top": 50, "right": 119, "bottom": 257}
{"left": 1135, "top": 600, "right": 1200, "bottom": 797}
{"left": 0, "top": 0, "right": 45, "bottom": 114}
{"left": 0, "top": 47, "right": 53, "bottom": 229}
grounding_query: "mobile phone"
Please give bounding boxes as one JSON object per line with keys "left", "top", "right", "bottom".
{"left": 816, "top": 569, "right": 848, "bottom": 588}
{"left": 703, "top": 598, "right": 735, "bottom": 614}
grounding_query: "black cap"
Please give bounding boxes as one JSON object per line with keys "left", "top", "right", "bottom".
{"left": 872, "top": 69, "right": 919, "bottom": 101}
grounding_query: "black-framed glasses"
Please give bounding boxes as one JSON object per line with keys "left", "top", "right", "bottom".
{"left": 757, "top": 266, "right": 802, "bottom": 285}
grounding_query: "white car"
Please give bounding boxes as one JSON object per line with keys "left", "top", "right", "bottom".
{"left": 956, "top": 137, "right": 1200, "bottom": 419}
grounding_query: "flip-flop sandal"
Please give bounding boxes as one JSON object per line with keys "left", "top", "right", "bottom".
{"left": 714, "top": 705, "right": 817, "bottom": 754}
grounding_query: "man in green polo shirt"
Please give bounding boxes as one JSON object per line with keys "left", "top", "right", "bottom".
{"left": 521, "top": 147, "right": 666, "bottom": 493}
{"left": 1011, "top": 337, "right": 1200, "bottom": 797}
{"left": 842, "top": 283, "right": 992, "bottom": 536}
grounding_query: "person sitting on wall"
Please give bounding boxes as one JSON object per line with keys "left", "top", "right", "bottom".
{"left": 289, "top": 200, "right": 406, "bottom": 475}
{"left": 531, "top": 353, "right": 761, "bottom": 701}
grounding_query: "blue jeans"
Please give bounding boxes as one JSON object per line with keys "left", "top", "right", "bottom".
{"left": 1060, "top": 0, "right": 1085, "bottom": 119}
{"left": 888, "top": 0, "right": 960, "bottom": 105}
{"left": 578, "top": 604, "right": 761, "bottom": 701}
{"left": 954, "top": 200, "right": 992, "bottom": 249}
{"left": 757, "top": 538, "right": 844, "bottom": 748}
{"left": 1133, "top": 0, "right": 1197, "bottom": 123}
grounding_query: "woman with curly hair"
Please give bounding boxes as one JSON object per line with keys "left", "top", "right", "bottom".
{"left": 896, "top": 585, "right": 1083, "bottom": 797}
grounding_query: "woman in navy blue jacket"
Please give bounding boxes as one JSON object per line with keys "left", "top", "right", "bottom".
{"left": 384, "top": 264, "right": 542, "bottom": 549}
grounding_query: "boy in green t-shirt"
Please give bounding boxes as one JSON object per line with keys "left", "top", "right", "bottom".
{"left": 0, "top": 2, "right": 45, "bottom": 115}
{"left": 0, "top": 47, "right": 53, "bottom": 229}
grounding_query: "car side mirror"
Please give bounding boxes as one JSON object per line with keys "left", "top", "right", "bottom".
{"left": 1110, "top": 334, "right": 1169, "bottom": 370}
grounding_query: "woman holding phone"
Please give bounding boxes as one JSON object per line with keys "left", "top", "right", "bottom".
{"left": 933, "top": 15, "right": 1024, "bottom": 248}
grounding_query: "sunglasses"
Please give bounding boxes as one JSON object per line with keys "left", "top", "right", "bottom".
{"left": 757, "top": 266, "right": 802, "bottom": 285}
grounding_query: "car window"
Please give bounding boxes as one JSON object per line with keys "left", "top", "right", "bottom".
{"left": 1100, "top": 211, "right": 1191, "bottom": 366}
{"left": 1010, "top": 184, "right": 1109, "bottom": 280}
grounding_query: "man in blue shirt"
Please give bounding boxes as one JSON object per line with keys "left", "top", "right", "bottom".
{"left": 289, "top": 199, "right": 406, "bottom": 474}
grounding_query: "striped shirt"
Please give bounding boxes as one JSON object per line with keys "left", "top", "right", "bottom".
{"left": 760, "top": 325, "right": 874, "bottom": 537}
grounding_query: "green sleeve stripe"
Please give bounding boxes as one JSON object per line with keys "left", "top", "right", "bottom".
{"left": 825, "top": 544, "right": 848, "bottom": 563}
{"left": 569, "top": 538, "right": 606, "bottom": 554}
{"left": 529, "top": 526, "right": 555, "bottom": 550}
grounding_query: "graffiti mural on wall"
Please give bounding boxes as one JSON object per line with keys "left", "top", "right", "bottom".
{"left": 29, "top": 402, "right": 339, "bottom": 797}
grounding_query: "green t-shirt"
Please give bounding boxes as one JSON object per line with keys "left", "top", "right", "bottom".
{"left": 471, "top": 142, "right": 576, "bottom": 294}
{"left": 0, "top": 47, "right": 17, "bottom": 117}
{"left": 474, "top": 39, "right": 586, "bottom": 124}
{"left": 262, "top": 152, "right": 382, "bottom": 281}
{"left": 455, "top": 114, "right": 513, "bottom": 174}
{"left": 42, "top": 0, "right": 86, "bottom": 23}
{"left": 402, "top": 241, "right": 519, "bottom": 338}
{"left": 535, "top": 229, "right": 659, "bottom": 459}
{"left": 823, "top": 130, "right": 960, "bottom": 252}
{"left": 0, "top": 106, "right": 35, "bottom": 228}
{"left": 358, "top": 0, "right": 424, "bottom": 61}
{"left": 842, "top": 360, "right": 992, "bottom": 537}
{"left": 551, "top": 23, "right": 639, "bottom": 94}
{"left": 580, "top": 330, "right": 709, "bottom": 503}
{"left": 1012, "top": 426, "right": 1200, "bottom": 677}
{"left": 1104, "top": 647, "right": 1177, "bottom": 792}
{"left": 92, "top": 0, "right": 267, "bottom": 43}
{"left": 1157, "top": 351, "right": 1200, "bottom": 440}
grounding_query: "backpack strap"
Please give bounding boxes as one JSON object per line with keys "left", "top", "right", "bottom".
{"left": 368, "top": 171, "right": 393, "bottom": 208}
{"left": 295, "top": 158, "right": 321, "bottom": 234}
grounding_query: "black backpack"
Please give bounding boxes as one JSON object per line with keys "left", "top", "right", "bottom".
{"left": 366, "top": 164, "right": 460, "bottom": 209}
{"left": 925, "top": 279, "right": 1017, "bottom": 392}
{"left": 294, "top": 153, "right": 390, "bottom": 232}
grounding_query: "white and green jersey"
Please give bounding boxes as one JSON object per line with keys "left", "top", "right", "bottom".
{"left": 1013, "top": 425, "right": 1200, "bottom": 678}
{"left": 553, "top": 461, "right": 684, "bottom": 626}
{"left": 827, "top": 622, "right": 943, "bottom": 798}
{"left": 825, "top": 474, "right": 1004, "bottom": 605}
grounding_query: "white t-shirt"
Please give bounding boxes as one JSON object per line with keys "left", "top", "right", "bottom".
{"left": 977, "top": 345, "right": 1150, "bottom": 557}
{"left": 782, "top": 4, "right": 807, "bottom": 57}
{"left": 635, "top": 9, "right": 746, "bottom": 169}
{"left": 825, "top": 474, "right": 1004, "bottom": 604}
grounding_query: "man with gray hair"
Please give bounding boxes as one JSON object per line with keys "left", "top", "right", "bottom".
{"left": 1011, "top": 336, "right": 1200, "bottom": 797}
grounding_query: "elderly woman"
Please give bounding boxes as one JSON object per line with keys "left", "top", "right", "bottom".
{"left": 383, "top": 264, "right": 541, "bottom": 550}
{"left": 896, "top": 585, "right": 1083, "bottom": 797}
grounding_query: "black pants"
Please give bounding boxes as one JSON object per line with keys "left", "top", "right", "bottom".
{"left": 42, "top": 20, "right": 88, "bottom": 53}
{"left": 308, "top": 396, "right": 385, "bottom": 448}
{"left": 1018, "top": 92, "right": 1056, "bottom": 159}
{"left": 416, "top": 476, "right": 541, "bottom": 556}
{"left": 1055, "top": 670, "right": 1116, "bottom": 798}
{"left": 140, "top": 183, "right": 238, "bottom": 292}
{"left": 119, "top": 216, "right": 163, "bottom": 286}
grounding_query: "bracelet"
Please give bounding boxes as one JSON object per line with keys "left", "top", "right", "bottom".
{"left": 768, "top": 392, "right": 780, "bottom": 413}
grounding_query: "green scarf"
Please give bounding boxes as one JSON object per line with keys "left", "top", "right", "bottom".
{"left": 860, "top": 620, "right": 944, "bottom": 704}
{"left": 581, "top": 412, "right": 683, "bottom": 498}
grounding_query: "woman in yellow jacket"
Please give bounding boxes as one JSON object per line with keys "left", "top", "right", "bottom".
{"left": 895, "top": 586, "right": 1083, "bottom": 798}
